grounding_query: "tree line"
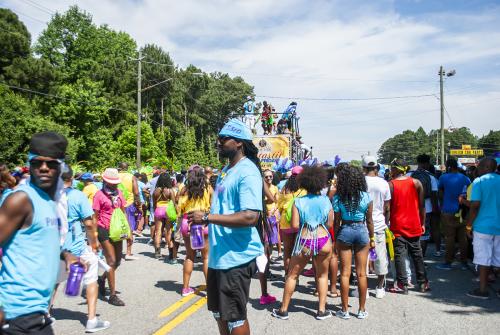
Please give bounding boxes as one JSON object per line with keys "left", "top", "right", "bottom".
{"left": 0, "top": 6, "right": 253, "bottom": 171}
{"left": 377, "top": 127, "right": 500, "bottom": 164}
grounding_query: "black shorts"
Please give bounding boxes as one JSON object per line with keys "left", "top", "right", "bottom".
{"left": 3, "top": 313, "right": 54, "bottom": 335}
{"left": 97, "top": 226, "right": 110, "bottom": 243}
{"left": 207, "top": 259, "right": 257, "bottom": 322}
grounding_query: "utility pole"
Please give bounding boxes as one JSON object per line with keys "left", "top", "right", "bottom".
{"left": 161, "top": 98, "right": 164, "bottom": 133}
{"left": 136, "top": 50, "right": 142, "bottom": 170}
{"left": 439, "top": 65, "right": 445, "bottom": 168}
{"left": 436, "top": 132, "right": 439, "bottom": 165}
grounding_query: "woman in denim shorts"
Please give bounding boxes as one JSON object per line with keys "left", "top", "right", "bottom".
{"left": 333, "top": 165, "right": 375, "bottom": 320}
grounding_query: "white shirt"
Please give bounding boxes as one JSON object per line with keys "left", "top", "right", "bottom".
{"left": 365, "top": 176, "right": 391, "bottom": 232}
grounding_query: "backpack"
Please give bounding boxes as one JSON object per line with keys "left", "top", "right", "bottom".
{"left": 109, "top": 208, "right": 131, "bottom": 242}
{"left": 411, "top": 169, "right": 432, "bottom": 199}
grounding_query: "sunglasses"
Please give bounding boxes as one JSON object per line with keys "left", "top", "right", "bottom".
{"left": 264, "top": 175, "right": 273, "bottom": 179}
{"left": 218, "top": 136, "right": 235, "bottom": 143}
{"left": 29, "top": 159, "right": 60, "bottom": 170}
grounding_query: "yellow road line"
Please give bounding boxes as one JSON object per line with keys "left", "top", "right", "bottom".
{"left": 158, "top": 285, "right": 206, "bottom": 319}
{"left": 153, "top": 296, "right": 208, "bottom": 335}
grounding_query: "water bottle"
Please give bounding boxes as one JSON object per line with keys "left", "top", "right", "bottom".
{"left": 65, "top": 262, "right": 86, "bottom": 297}
{"left": 369, "top": 248, "right": 378, "bottom": 261}
{"left": 190, "top": 225, "right": 205, "bottom": 250}
{"left": 268, "top": 216, "right": 279, "bottom": 245}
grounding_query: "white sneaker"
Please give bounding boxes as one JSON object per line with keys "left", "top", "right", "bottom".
{"left": 336, "top": 310, "right": 350, "bottom": 319}
{"left": 357, "top": 310, "right": 369, "bottom": 319}
{"left": 124, "top": 255, "right": 139, "bottom": 261}
{"left": 375, "top": 287, "right": 386, "bottom": 299}
{"left": 85, "top": 318, "right": 110, "bottom": 333}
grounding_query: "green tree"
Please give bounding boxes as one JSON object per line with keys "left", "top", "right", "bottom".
{"left": 0, "top": 9, "right": 30, "bottom": 73}
{"left": 478, "top": 130, "right": 500, "bottom": 156}
{"left": 112, "top": 122, "right": 160, "bottom": 164}
{"left": 0, "top": 85, "right": 77, "bottom": 165}
{"left": 172, "top": 128, "right": 203, "bottom": 169}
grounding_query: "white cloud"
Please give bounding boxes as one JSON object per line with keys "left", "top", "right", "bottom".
{"left": 4, "top": 0, "right": 500, "bottom": 160}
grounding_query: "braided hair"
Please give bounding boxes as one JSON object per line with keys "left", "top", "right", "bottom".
{"left": 335, "top": 165, "right": 367, "bottom": 215}
{"left": 241, "top": 140, "right": 269, "bottom": 241}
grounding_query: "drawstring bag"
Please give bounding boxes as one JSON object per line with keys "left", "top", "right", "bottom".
{"left": 166, "top": 200, "right": 178, "bottom": 222}
{"left": 109, "top": 208, "right": 131, "bottom": 242}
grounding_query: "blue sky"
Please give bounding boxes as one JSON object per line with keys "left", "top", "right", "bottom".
{"left": 2, "top": 0, "right": 500, "bottom": 160}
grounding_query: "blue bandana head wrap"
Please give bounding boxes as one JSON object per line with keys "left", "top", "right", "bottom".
{"left": 219, "top": 118, "right": 253, "bottom": 141}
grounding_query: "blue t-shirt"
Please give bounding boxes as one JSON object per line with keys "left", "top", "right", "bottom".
{"left": 294, "top": 195, "right": 332, "bottom": 230}
{"left": 438, "top": 172, "right": 471, "bottom": 214}
{"left": 137, "top": 180, "right": 146, "bottom": 203}
{"left": 471, "top": 173, "right": 500, "bottom": 235}
{"left": 62, "top": 187, "right": 94, "bottom": 256}
{"left": 0, "top": 183, "right": 60, "bottom": 319}
{"left": 209, "top": 158, "right": 264, "bottom": 270}
{"left": 333, "top": 192, "right": 371, "bottom": 221}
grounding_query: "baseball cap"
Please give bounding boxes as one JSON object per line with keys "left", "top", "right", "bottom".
{"left": 362, "top": 156, "right": 377, "bottom": 168}
{"left": 219, "top": 118, "right": 253, "bottom": 141}
{"left": 81, "top": 172, "right": 93, "bottom": 181}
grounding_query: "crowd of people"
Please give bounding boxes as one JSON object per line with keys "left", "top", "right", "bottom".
{"left": 0, "top": 119, "right": 499, "bottom": 335}
{"left": 243, "top": 97, "right": 298, "bottom": 136}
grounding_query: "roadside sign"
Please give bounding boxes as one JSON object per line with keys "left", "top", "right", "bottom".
{"left": 450, "top": 149, "right": 484, "bottom": 156}
{"left": 458, "top": 157, "right": 476, "bottom": 164}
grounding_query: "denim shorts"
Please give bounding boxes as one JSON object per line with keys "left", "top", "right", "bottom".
{"left": 337, "top": 223, "right": 369, "bottom": 246}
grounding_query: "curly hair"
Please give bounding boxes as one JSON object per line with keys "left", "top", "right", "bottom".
{"left": 156, "top": 173, "right": 172, "bottom": 189}
{"left": 186, "top": 168, "right": 207, "bottom": 200}
{"left": 284, "top": 174, "right": 299, "bottom": 193}
{"left": 297, "top": 166, "right": 326, "bottom": 194}
{"left": 335, "top": 165, "right": 367, "bottom": 215}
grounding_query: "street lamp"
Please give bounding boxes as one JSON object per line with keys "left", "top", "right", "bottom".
{"left": 439, "top": 66, "right": 456, "bottom": 168}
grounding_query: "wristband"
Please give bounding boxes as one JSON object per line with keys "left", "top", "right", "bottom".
{"left": 370, "top": 236, "right": 375, "bottom": 241}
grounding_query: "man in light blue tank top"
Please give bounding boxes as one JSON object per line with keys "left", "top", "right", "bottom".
{"left": 0, "top": 132, "right": 78, "bottom": 334}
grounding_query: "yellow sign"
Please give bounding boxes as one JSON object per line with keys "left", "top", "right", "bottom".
{"left": 462, "top": 145, "right": 471, "bottom": 150}
{"left": 450, "top": 149, "right": 484, "bottom": 156}
{"left": 253, "top": 135, "right": 291, "bottom": 169}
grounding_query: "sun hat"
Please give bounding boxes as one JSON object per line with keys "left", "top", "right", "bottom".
{"left": 219, "top": 118, "right": 253, "bottom": 141}
{"left": 102, "top": 168, "right": 121, "bottom": 185}
{"left": 291, "top": 166, "right": 304, "bottom": 176}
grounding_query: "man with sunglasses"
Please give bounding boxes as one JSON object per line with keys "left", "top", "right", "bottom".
{"left": 0, "top": 132, "right": 78, "bottom": 334}
{"left": 188, "top": 119, "right": 264, "bottom": 335}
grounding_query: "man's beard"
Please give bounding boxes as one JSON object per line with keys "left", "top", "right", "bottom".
{"left": 219, "top": 148, "right": 238, "bottom": 160}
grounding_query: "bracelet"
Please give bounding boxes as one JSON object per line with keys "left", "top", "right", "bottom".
{"left": 370, "top": 236, "right": 375, "bottom": 241}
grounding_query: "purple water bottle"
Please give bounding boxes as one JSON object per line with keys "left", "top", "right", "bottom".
{"left": 268, "top": 216, "right": 279, "bottom": 245}
{"left": 65, "top": 262, "right": 86, "bottom": 297}
{"left": 369, "top": 248, "right": 378, "bottom": 261}
{"left": 190, "top": 225, "right": 205, "bottom": 250}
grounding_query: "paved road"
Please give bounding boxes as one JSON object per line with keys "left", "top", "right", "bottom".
{"left": 53, "top": 231, "right": 500, "bottom": 335}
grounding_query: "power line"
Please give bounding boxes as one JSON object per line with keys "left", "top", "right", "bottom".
{"left": 255, "top": 93, "right": 436, "bottom": 102}
{"left": 12, "top": 9, "right": 47, "bottom": 24}
{"left": 19, "top": 0, "right": 55, "bottom": 15}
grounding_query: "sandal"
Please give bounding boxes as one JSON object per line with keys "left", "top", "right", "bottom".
{"left": 328, "top": 291, "right": 340, "bottom": 298}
